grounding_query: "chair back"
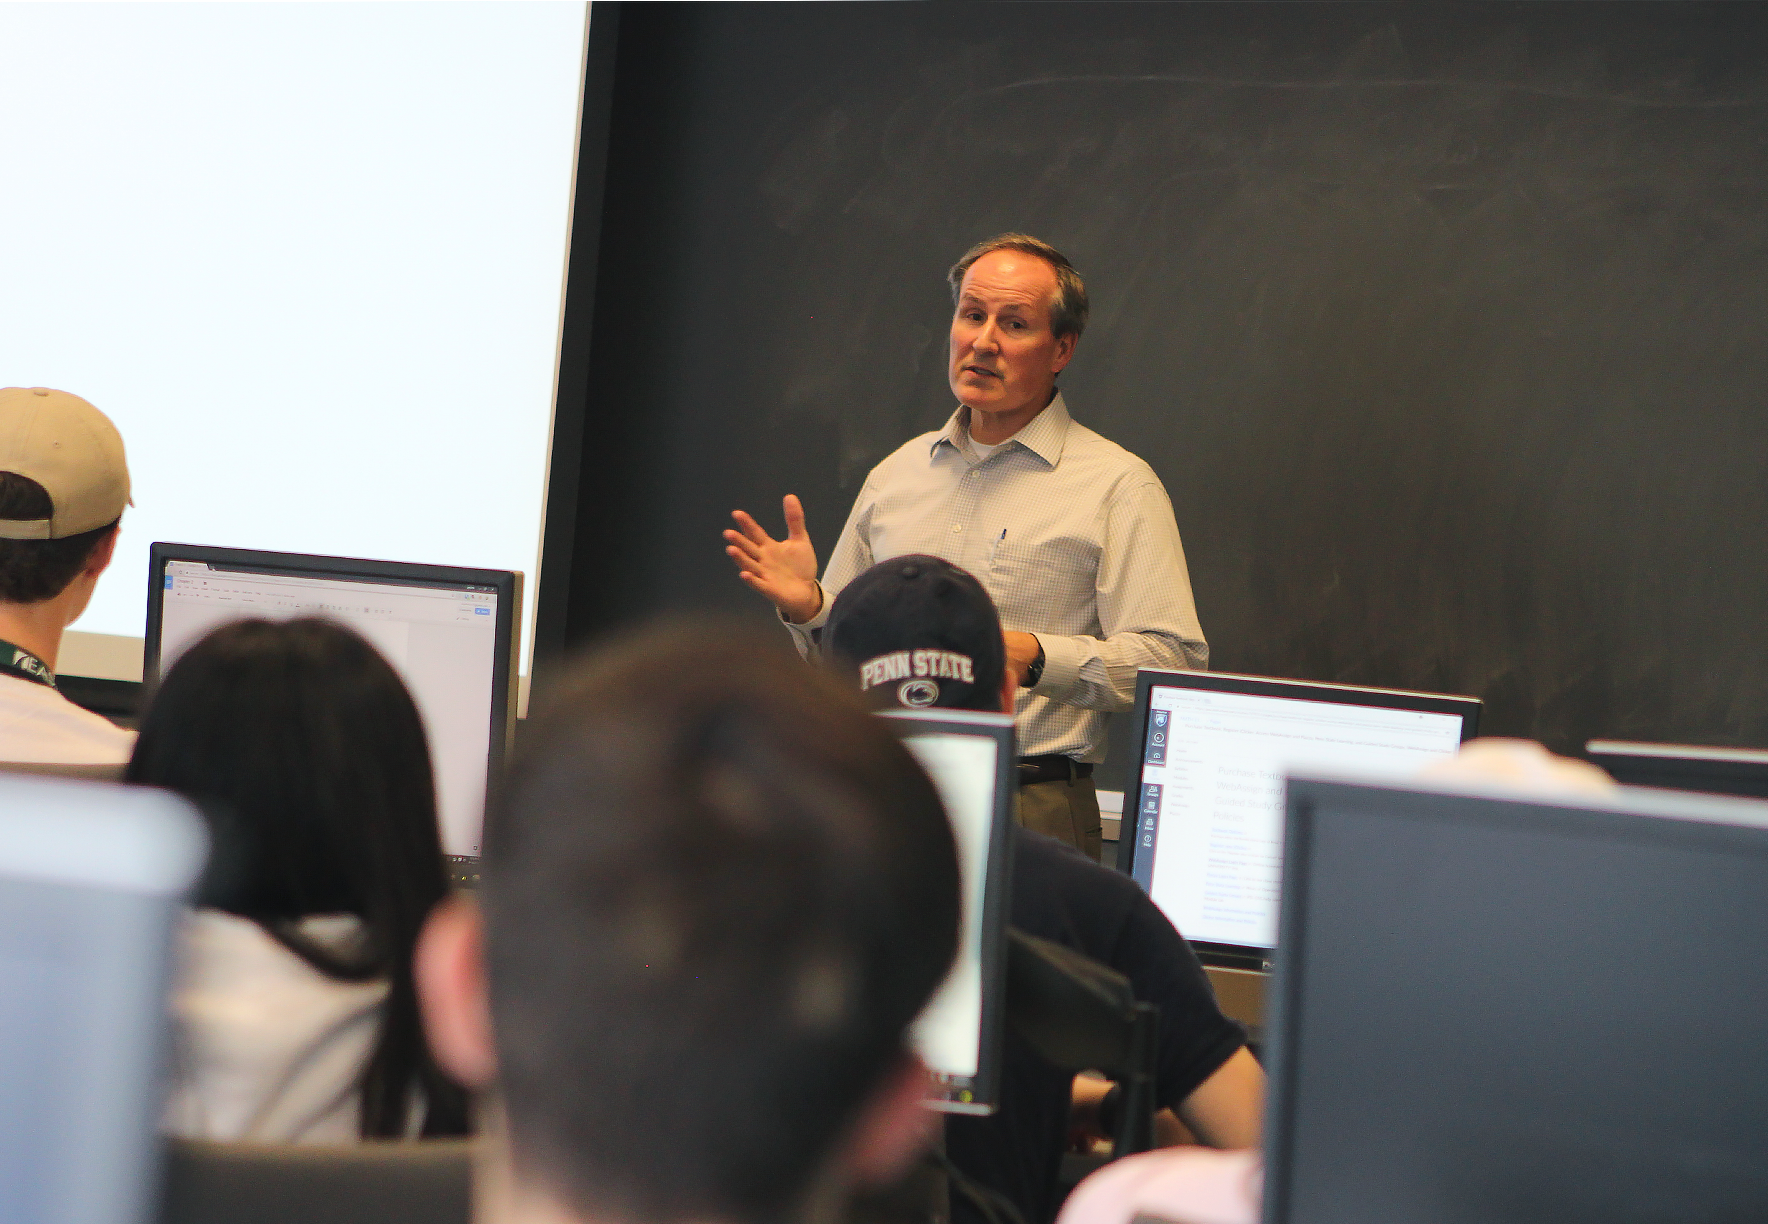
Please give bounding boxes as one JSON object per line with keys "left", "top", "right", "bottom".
{"left": 159, "top": 1139, "right": 473, "bottom": 1224}
{"left": 1006, "top": 929, "right": 1160, "bottom": 1156}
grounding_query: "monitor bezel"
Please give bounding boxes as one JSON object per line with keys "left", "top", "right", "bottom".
{"left": 1265, "top": 775, "right": 1768, "bottom": 1224}
{"left": 144, "top": 541, "right": 522, "bottom": 863}
{"left": 1586, "top": 739, "right": 1768, "bottom": 800}
{"left": 880, "top": 707, "right": 1015, "bottom": 1116}
{"left": 0, "top": 774, "right": 207, "bottom": 1224}
{"left": 1116, "top": 668, "right": 1482, "bottom": 970}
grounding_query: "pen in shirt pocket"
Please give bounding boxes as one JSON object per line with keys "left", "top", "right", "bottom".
{"left": 988, "top": 528, "right": 1007, "bottom": 565}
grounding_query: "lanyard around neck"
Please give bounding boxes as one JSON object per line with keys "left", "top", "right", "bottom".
{"left": 0, "top": 640, "right": 56, "bottom": 690}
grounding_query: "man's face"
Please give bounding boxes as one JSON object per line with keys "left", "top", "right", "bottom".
{"left": 948, "top": 250, "right": 1077, "bottom": 422}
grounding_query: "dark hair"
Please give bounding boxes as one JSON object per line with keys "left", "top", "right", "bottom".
{"left": 484, "top": 621, "right": 961, "bottom": 1224}
{"left": 948, "top": 233, "right": 1090, "bottom": 340}
{"left": 0, "top": 472, "right": 118, "bottom": 604}
{"left": 126, "top": 618, "right": 468, "bottom": 1138}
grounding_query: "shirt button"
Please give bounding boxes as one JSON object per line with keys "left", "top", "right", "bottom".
{"left": 950, "top": 524, "right": 962, "bottom": 533}
{"left": 968, "top": 471, "right": 978, "bottom": 479}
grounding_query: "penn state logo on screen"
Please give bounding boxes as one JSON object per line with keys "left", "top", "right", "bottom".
{"left": 898, "top": 678, "right": 940, "bottom": 708}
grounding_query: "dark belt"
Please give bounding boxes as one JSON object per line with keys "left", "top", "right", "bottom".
{"left": 1016, "top": 755, "right": 1094, "bottom": 787}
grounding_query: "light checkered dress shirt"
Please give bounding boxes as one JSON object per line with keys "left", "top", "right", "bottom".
{"left": 789, "top": 393, "right": 1207, "bottom": 762}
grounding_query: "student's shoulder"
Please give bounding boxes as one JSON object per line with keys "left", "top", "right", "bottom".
{"left": 0, "top": 677, "right": 135, "bottom": 765}
{"left": 1014, "top": 828, "right": 1145, "bottom": 913}
{"left": 1013, "top": 828, "right": 1192, "bottom": 955}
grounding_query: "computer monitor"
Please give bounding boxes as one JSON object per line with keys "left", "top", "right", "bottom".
{"left": 1587, "top": 740, "right": 1768, "bottom": 801}
{"left": 144, "top": 543, "right": 521, "bottom": 865}
{"left": 881, "top": 708, "right": 1015, "bottom": 1115}
{"left": 1267, "top": 774, "right": 1768, "bottom": 1224}
{"left": 0, "top": 773, "right": 206, "bottom": 1224}
{"left": 1118, "top": 670, "right": 1480, "bottom": 969}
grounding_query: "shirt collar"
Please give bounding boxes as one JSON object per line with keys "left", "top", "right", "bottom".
{"left": 931, "top": 391, "right": 1073, "bottom": 468}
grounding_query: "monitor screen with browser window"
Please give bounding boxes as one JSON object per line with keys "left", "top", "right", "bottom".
{"left": 1119, "top": 669, "right": 1480, "bottom": 969}
{"left": 145, "top": 542, "right": 520, "bottom": 865}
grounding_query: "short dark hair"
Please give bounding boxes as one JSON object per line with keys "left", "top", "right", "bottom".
{"left": 948, "top": 233, "right": 1090, "bottom": 341}
{"left": 484, "top": 621, "right": 960, "bottom": 1224}
{"left": 0, "top": 472, "right": 118, "bottom": 604}
{"left": 125, "top": 618, "right": 468, "bottom": 1139}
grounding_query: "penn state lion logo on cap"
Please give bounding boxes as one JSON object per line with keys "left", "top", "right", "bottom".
{"left": 897, "top": 678, "right": 940, "bottom": 708}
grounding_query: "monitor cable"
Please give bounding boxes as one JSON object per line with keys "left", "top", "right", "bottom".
{"left": 927, "top": 1148, "right": 1028, "bottom": 1224}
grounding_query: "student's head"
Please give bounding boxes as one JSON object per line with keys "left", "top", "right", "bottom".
{"left": 126, "top": 617, "right": 467, "bottom": 1137}
{"left": 825, "top": 555, "right": 1009, "bottom": 715}
{"left": 417, "top": 622, "right": 961, "bottom": 1224}
{"left": 0, "top": 387, "right": 129, "bottom": 616}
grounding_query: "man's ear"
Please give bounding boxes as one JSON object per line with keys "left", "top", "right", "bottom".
{"left": 838, "top": 1054, "right": 940, "bottom": 1188}
{"left": 1051, "top": 331, "right": 1077, "bottom": 375}
{"left": 84, "top": 525, "right": 119, "bottom": 578}
{"left": 415, "top": 893, "right": 498, "bottom": 1090}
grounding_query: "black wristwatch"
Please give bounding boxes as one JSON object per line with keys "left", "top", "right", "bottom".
{"left": 1021, "top": 639, "right": 1045, "bottom": 688}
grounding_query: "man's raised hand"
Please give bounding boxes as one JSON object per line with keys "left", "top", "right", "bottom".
{"left": 724, "top": 494, "right": 823, "bottom": 624}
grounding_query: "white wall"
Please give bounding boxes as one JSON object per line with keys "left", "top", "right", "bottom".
{"left": 0, "top": 2, "right": 590, "bottom": 680}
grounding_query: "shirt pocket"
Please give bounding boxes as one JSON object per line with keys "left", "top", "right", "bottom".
{"left": 986, "top": 532, "right": 1100, "bottom": 626}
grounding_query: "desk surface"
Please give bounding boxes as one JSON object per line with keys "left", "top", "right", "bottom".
{"left": 1205, "top": 966, "right": 1266, "bottom": 1032}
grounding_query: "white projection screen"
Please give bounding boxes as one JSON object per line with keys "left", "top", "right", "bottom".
{"left": 0, "top": 2, "right": 591, "bottom": 685}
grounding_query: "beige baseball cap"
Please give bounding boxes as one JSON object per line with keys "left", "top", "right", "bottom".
{"left": 0, "top": 387, "right": 131, "bottom": 540}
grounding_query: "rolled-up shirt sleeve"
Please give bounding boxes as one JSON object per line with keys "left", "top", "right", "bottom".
{"left": 1030, "top": 479, "right": 1208, "bottom": 711}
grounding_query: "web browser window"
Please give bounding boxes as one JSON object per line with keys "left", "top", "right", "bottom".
{"left": 159, "top": 561, "right": 499, "bottom": 857}
{"left": 1133, "top": 685, "right": 1466, "bottom": 951}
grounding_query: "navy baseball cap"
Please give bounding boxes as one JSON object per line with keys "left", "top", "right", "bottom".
{"left": 824, "top": 555, "right": 1005, "bottom": 712}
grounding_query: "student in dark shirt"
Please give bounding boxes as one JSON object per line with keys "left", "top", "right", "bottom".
{"left": 825, "top": 555, "right": 1264, "bottom": 1224}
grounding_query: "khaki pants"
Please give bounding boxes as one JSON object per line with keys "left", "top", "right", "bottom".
{"left": 1017, "top": 773, "right": 1102, "bottom": 862}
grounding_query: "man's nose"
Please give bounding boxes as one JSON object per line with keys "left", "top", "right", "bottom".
{"left": 973, "top": 319, "right": 1000, "bottom": 351}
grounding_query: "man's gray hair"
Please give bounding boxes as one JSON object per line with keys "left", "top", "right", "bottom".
{"left": 947, "top": 233, "right": 1090, "bottom": 341}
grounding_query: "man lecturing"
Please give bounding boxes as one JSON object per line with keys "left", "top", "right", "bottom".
{"left": 725, "top": 234, "right": 1207, "bottom": 858}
